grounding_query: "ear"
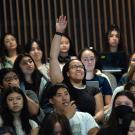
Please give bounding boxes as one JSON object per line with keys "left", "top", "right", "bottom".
{"left": 49, "top": 98, "right": 54, "bottom": 104}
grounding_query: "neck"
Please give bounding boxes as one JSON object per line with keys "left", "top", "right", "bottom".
{"left": 86, "top": 71, "right": 94, "bottom": 80}
{"left": 60, "top": 52, "right": 68, "bottom": 57}
{"left": 8, "top": 50, "right": 17, "bottom": 57}
{"left": 110, "top": 46, "right": 118, "bottom": 52}
{"left": 70, "top": 80, "right": 84, "bottom": 88}
{"left": 35, "top": 60, "right": 42, "bottom": 67}
{"left": 25, "top": 75, "right": 32, "bottom": 83}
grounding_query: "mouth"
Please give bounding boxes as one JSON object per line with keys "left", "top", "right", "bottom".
{"left": 63, "top": 102, "right": 69, "bottom": 106}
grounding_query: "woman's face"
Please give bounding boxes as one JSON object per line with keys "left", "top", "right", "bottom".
{"left": 115, "top": 95, "right": 134, "bottom": 109}
{"left": 130, "top": 54, "right": 135, "bottom": 66}
{"left": 108, "top": 30, "right": 120, "bottom": 48}
{"left": 7, "top": 92, "right": 23, "bottom": 113}
{"left": 67, "top": 60, "right": 85, "bottom": 83}
{"left": 54, "top": 122, "right": 62, "bottom": 135}
{"left": 4, "top": 34, "right": 17, "bottom": 51}
{"left": 19, "top": 56, "right": 35, "bottom": 75}
{"left": 81, "top": 50, "right": 96, "bottom": 72}
{"left": 2, "top": 72, "right": 20, "bottom": 89}
{"left": 60, "top": 36, "right": 70, "bottom": 54}
{"left": 128, "top": 120, "right": 135, "bottom": 135}
{"left": 29, "top": 41, "right": 43, "bottom": 62}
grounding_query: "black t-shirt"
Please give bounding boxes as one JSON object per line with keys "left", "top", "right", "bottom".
{"left": 65, "top": 82, "right": 100, "bottom": 116}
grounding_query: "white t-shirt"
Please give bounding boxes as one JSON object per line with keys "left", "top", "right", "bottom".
{"left": 0, "top": 116, "right": 38, "bottom": 135}
{"left": 69, "top": 111, "right": 99, "bottom": 135}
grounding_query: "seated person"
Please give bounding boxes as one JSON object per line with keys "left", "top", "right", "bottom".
{"left": 98, "top": 24, "right": 128, "bottom": 82}
{"left": 46, "top": 83, "right": 99, "bottom": 135}
{"left": 0, "top": 68, "right": 45, "bottom": 124}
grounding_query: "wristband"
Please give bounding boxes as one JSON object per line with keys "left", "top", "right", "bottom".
{"left": 55, "top": 32, "right": 63, "bottom": 36}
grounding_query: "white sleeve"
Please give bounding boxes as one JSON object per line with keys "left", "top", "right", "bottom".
{"left": 29, "top": 120, "right": 38, "bottom": 129}
{"left": 84, "top": 113, "right": 99, "bottom": 132}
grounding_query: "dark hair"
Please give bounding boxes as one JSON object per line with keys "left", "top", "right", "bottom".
{"left": 107, "top": 91, "right": 135, "bottom": 134}
{"left": 60, "top": 34, "right": 76, "bottom": 56}
{"left": 25, "top": 39, "right": 46, "bottom": 63}
{"left": 125, "top": 80, "right": 135, "bottom": 92}
{"left": 0, "top": 33, "right": 22, "bottom": 60}
{"left": 104, "top": 24, "right": 125, "bottom": 52}
{"left": 122, "top": 112, "right": 135, "bottom": 135}
{"left": 1, "top": 87, "right": 32, "bottom": 134}
{"left": 0, "top": 126, "right": 15, "bottom": 135}
{"left": 39, "top": 112, "right": 73, "bottom": 135}
{"left": 47, "top": 83, "right": 69, "bottom": 99}
{"left": 58, "top": 34, "right": 76, "bottom": 63}
{"left": 78, "top": 48, "right": 100, "bottom": 69}
{"left": 0, "top": 68, "right": 18, "bottom": 85}
{"left": 62, "top": 59, "right": 86, "bottom": 85}
{"left": 13, "top": 53, "right": 43, "bottom": 93}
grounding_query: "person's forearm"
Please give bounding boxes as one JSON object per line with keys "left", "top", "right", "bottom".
{"left": 26, "top": 96, "right": 40, "bottom": 116}
{"left": 50, "top": 35, "right": 63, "bottom": 83}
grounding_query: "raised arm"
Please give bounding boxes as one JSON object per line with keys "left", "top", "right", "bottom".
{"left": 50, "top": 15, "right": 67, "bottom": 83}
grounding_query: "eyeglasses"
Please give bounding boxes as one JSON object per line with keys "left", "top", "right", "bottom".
{"left": 69, "top": 65, "right": 84, "bottom": 69}
{"left": 3, "top": 75, "right": 19, "bottom": 82}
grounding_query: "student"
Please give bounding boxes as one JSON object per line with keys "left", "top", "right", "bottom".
{"left": 97, "top": 91, "right": 135, "bottom": 135}
{"left": 39, "top": 112, "right": 73, "bottom": 135}
{"left": 0, "top": 33, "right": 22, "bottom": 69}
{"left": 46, "top": 83, "right": 99, "bottom": 135}
{"left": 0, "top": 87, "right": 39, "bottom": 135}
{"left": 0, "top": 68, "right": 44, "bottom": 124}
{"left": 25, "top": 39, "right": 50, "bottom": 79}
{"left": 78, "top": 48, "right": 112, "bottom": 106}
{"left": 98, "top": 24, "right": 128, "bottom": 82}
{"left": 50, "top": 15, "right": 104, "bottom": 123}
{"left": 13, "top": 53, "right": 49, "bottom": 102}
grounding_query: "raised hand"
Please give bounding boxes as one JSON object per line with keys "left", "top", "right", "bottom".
{"left": 56, "top": 15, "right": 67, "bottom": 33}
{"left": 63, "top": 101, "right": 76, "bottom": 119}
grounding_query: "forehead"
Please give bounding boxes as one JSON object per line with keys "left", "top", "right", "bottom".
{"left": 7, "top": 92, "right": 22, "bottom": 98}
{"left": 21, "top": 56, "right": 32, "bottom": 61}
{"left": 69, "top": 60, "right": 82, "bottom": 66}
{"left": 56, "top": 88, "right": 69, "bottom": 94}
{"left": 61, "top": 36, "right": 69, "bottom": 41}
{"left": 109, "top": 30, "right": 119, "bottom": 35}
{"left": 4, "top": 34, "right": 15, "bottom": 40}
{"left": 4, "top": 72, "right": 17, "bottom": 78}
{"left": 81, "top": 50, "right": 95, "bottom": 57}
{"left": 32, "top": 41, "right": 40, "bottom": 47}
{"left": 115, "top": 95, "right": 133, "bottom": 103}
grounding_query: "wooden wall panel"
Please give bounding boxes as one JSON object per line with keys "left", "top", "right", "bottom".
{"left": 0, "top": 0, "right": 135, "bottom": 60}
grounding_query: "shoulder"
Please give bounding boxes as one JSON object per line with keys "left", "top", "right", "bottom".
{"left": 29, "top": 119, "right": 38, "bottom": 129}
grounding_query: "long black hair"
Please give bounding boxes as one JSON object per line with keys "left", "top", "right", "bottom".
{"left": 103, "top": 24, "right": 125, "bottom": 52}
{"left": 13, "top": 53, "right": 43, "bottom": 94}
{"left": 39, "top": 112, "right": 73, "bottom": 135}
{"left": 107, "top": 91, "right": 135, "bottom": 134}
{"left": 0, "top": 33, "right": 22, "bottom": 62}
{"left": 25, "top": 39, "right": 46, "bottom": 63}
{"left": 1, "top": 87, "right": 32, "bottom": 134}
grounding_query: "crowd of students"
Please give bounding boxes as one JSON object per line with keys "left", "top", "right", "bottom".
{"left": 0, "top": 15, "right": 134, "bottom": 135}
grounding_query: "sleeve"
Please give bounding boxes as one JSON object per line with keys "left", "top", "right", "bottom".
{"left": 86, "top": 86, "right": 101, "bottom": 96}
{"left": 29, "top": 120, "right": 38, "bottom": 129}
{"left": 24, "top": 90, "right": 39, "bottom": 103}
{"left": 101, "top": 77, "right": 112, "bottom": 95}
{"left": 85, "top": 113, "right": 99, "bottom": 132}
